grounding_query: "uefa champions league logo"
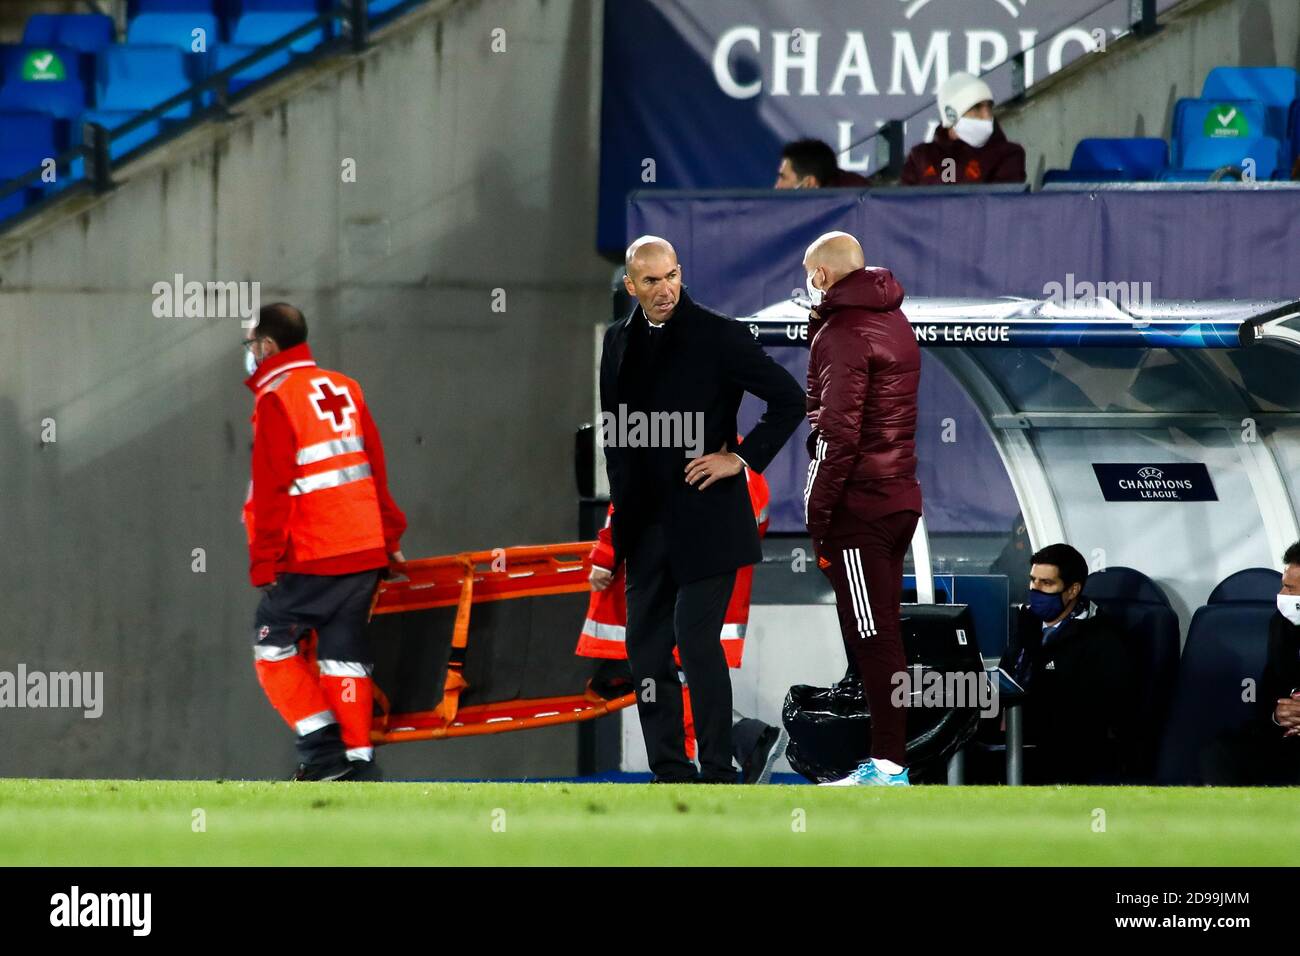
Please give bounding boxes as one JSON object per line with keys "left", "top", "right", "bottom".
{"left": 1137, "top": 467, "right": 1165, "bottom": 480}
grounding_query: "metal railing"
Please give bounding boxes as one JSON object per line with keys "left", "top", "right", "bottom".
{"left": 0, "top": 0, "right": 424, "bottom": 227}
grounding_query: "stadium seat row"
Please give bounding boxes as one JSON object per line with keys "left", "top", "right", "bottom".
{"left": 1043, "top": 66, "right": 1300, "bottom": 184}
{"left": 0, "top": 1, "right": 411, "bottom": 224}
{"left": 1075, "top": 564, "right": 1281, "bottom": 784}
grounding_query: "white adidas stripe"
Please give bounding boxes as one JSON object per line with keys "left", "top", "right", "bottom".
{"left": 851, "top": 549, "right": 877, "bottom": 634}
{"left": 804, "top": 438, "right": 826, "bottom": 523}
{"left": 845, "top": 548, "right": 877, "bottom": 638}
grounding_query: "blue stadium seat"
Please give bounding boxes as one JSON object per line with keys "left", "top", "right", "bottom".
{"left": 209, "top": 43, "right": 284, "bottom": 93}
{"left": 1081, "top": 566, "right": 1180, "bottom": 781}
{"left": 1042, "top": 137, "right": 1168, "bottom": 184}
{"left": 22, "top": 14, "right": 116, "bottom": 54}
{"left": 1072, "top": 137, "right": 1168, "bottom": 178}
{"left": 1201, "top": 66, "right": 1298, "bottom": 144}
{"left": 210, "top": 10, "right": 331, "bottom": 93}
{"left": 96, "top": 45, "right": 199, "bottom": 117}
{"left": 79, "top": 46, "right": 201, "bottom": 161}
{"left": 1155, "top": 567, "right": 1281, "bottom": 784}
{"left": 0, "top": 44, "right": 91, "bottom": 121}
{"left": 1207, "top": 567, "right": 1284, "bottom": 604}
{"left": 0, "top": 188, "right": 26, "bottom": 221}
{"left": 237, "top": 1, "right": 327, "bottom": 10}
{"left": 0, "top": 110, "right": 61, "bottom": 220}
{"left": 0, "top": 79, "right": 90, "bottom": 122}
{"left": 1171, "top": 98, "right": 1269, "bottom": 167}
{"left": 1041, "top": 169, "right": 1132, "bottom": 184}
{"left": 1160, "top": 135, "right": 1282, "bottom": 181}
{"left": 127, "top": 13, "right": 224, "bottom": 51}
{"left": 230, "top": 11, "right": 330, "bottom": 52}
{"left": 369, "top": 0, "right": 408, "bottom": 14}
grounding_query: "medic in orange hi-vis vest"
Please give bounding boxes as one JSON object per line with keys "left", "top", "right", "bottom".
{"left": 578, "top": 452, "right": 786, "bottom": 781}
{"left": 241, "top": 303, "right": 406, "bottom": 782}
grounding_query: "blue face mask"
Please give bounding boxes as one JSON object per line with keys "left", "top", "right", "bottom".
{"left": 1027, "top": 588, "right": 1066, "bottom": 621}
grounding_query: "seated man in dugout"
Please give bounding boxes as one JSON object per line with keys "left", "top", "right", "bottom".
{"left": 1203, "top": 542, "right": 1300, "bottom": 785}
{"left": 991, "top": 543, "right": 1141, "bottom": 784}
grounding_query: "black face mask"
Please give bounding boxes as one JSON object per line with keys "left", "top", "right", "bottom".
{"left": 1027, "top": 588, "right": 1066, "bottom": 621}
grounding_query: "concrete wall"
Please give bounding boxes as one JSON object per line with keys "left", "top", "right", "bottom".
{"left": 1000, "top": 0, "right": 1300, "bottom": 184}
{"left": 0, "top": 0, "right": 610, "bottom": 778}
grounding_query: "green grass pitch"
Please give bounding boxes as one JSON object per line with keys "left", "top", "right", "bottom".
{"left": 0, "top": 780, "right": 1296, "bottom": 866}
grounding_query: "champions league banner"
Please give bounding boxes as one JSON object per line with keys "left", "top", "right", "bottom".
{"left": 597, "top": 0, "right": 1182, "bottom": 250}
{"left": 626, "top": 188, "right": 1300, "bottom": 535}
{"left": 744, "top": 296, "right": 1294, "bottom": 350}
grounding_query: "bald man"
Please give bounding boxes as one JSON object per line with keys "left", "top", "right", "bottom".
{"left": 803, "top": 232, "right": 923, "bottom": 786}
{"left": 595, "top": 236, "right": 804, "bottom": 783}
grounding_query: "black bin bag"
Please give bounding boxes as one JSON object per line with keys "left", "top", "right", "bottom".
{"left": 783, "top": 604, "right": 985, "bottom": 783}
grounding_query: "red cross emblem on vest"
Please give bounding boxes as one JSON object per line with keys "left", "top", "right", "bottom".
{"left": 308, "top": 377, "right": 357, "bottom": 433}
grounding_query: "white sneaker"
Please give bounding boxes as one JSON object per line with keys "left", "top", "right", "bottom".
{"left": 818, "top": 759, "right": 911, "bottom": 787}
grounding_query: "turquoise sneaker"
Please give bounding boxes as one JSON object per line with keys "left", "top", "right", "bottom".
{"left": 818, "top": 759, "right": 910, "bottom": 787}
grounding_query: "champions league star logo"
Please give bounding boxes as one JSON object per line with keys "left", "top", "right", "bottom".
{"left": 900, "top": 0, "right": 1031, "bottom": 18}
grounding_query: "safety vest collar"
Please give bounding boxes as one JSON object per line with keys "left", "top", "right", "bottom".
{"left": 245, "top": 342, "right": 318, "bottom": 395}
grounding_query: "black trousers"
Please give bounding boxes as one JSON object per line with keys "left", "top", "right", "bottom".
{"left": 624, "top": 522, "right": 737, "bottom": 781}
{"left": 1201, "top": 723, "right": 1300, "bottom": 786}
{"left": 253, "top": 569, "right": 381, "bottom": 665}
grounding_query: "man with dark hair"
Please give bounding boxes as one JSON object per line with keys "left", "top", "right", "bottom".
{"left": 774, "top": 138, "right": 872, "bottom": 189}
{"left": 241, "top": 303, "right": 407, "bottom": 781}
{"left": 1207, "top": 543, "right": 1300, "bottom": 784}
{"left": 998, "top": 543, "right": 1140, "bottom": 784}
{"left": 245, "top": 301, "right": 307, "bottom": 357}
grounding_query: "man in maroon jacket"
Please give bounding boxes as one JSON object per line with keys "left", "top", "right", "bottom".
{"left": 802, "top": 232, "right": 923, "bottom": 786}
{"left": 900, "top": 72, "right": 1025, "bottom": 186}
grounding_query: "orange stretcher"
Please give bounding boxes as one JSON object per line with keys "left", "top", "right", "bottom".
{"left": 366, "top": 542, "right": 635, "bottom": 744}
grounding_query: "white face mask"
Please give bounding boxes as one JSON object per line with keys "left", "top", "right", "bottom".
{"left": 954, "top": 116, "right": 994, "bottom": 149}
{"left": 244, "top": 347, "right": 259, "bottom": 377}
{"left": 1278, "top": 593, "right": 1300, "bottom": 626}
{"left": 806, "top": 271, "right": 824, "bottom": 307}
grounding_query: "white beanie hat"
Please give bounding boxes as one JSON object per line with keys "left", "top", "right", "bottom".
{"left": 938, "top": 72, "right": 994, "bottom": 127}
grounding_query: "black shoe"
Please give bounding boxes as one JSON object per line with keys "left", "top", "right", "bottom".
{"left": 651, "top": 774, "right": 699, "bottom": 784}
{"left": 742, "top": 723, "right": 789, "bottom": 785}
{"left": 590, "top": 659, "right": 635, "bottom": 700}
{"left": 341, "top": 759, "right": 384, "bottom": 782}
{"left": 290, "top": 757, "right": 353, "bottom": 782}
{"left": 697, "top": 773, "right": 739, "bottom": 784}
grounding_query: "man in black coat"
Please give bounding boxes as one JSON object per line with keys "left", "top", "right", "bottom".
{"left": 590, "top": 235, "right": 804, "bottom": 782}
{"left": 998, "top": 543, "right": 1141, "bottom": 784}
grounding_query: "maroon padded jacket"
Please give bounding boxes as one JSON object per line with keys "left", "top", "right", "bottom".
{"left": 804, "top": 268, "right": 922, "bottom": 541}
{"left": 900, "top": 123, "right": 1026, "bottom": 185}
